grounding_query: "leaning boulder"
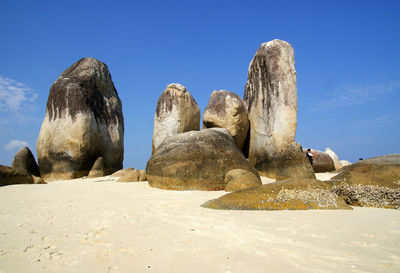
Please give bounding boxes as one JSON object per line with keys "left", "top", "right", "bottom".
{"left": 203, "top": 178, "right": 351, "bottom": 210}
{"left": 331, "top": 154, "right": 400, "bottom": 209}
{"left": 224, "top": 169, "right": 261, "bottom": 192}
{"left": 146, "top": 128, "right": 260, "bottom": 190}
{"left": 203, "top": 90, "right": 249, "bottom": 150}
{"left": 325, "top": 147, "right": 342, "bottom": 170}
{"left": 88, "top": 157, "right": 112, "bottom": 178}
{"left": 12, "top": 146, "right": 40, "bottom": 177}
{"left": 243, "top": 40, "right": 310, "bottom": 179}
{"left": 37, "top": 57, "right": 124, "bottom": 181}
{"left": 152, "top": 83, "right": 200, "bottom": 154}
{"left": 0, "top": 165, "right": 34, "bottom": 186}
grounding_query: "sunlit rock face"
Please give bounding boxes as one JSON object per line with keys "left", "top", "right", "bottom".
{"left": 37, "top": 57, "right": 124, "bottom": 181}
{"left": 147, "top": 128, "right": 260, "bottom": 191}
{"left": 331, "top": 154, "right": 400, "bottom": 209}
{"left": 244, "top": 39, "right": 313, "bottom": 179}
{"left": 325, "top": 147, "right": 342, "bottom": 170}
{"left": 202, "top": 90, "right": 249, "bottom": 150}
{"left": 202, "top": 178, "right": 352, "bottom": 210}
{"left": 152, "top": 83, "right": 200, "bottom": 155}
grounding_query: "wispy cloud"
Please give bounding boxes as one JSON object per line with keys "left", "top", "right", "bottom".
{"left": 314, "top": 80, "right": 400, "bottom": 110}
{"left": 4, "top": 139, "right": 28, "bottom": 151}
{"left": 354, "top": 113, "right": 400, "bottom": 127}
{"left": 0, "top": 76, "right": 38, "bottom": 112}
{"left": 0, "top": 76, "right": 39, "bottom": 133}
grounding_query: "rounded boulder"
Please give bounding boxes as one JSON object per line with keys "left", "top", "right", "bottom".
{"left": 146, "top": 128, "right": 260, "bottom": 190}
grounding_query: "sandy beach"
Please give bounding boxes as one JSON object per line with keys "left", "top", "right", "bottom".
{"left": 1, "top": 174, "right": 399, "bottom": 273}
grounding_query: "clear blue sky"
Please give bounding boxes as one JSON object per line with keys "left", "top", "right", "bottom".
{"left": 1, "top": 0, "right": 399, "bottom": 169}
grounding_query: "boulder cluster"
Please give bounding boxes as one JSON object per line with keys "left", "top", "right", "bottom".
{"left": 145, "top": 39, "right": 399, "bottom": 210}
{"left": 1, "top": 40, "right": 398, "bottom": 211}
{"left": 147, "top": 39, "right": 315, "bottom": 191}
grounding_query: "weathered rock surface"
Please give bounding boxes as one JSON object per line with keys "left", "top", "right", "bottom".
{"left": 88, "top": 157, "right": 112, "bottom": 178}
{"left": 111, "top": 168, "right": 132, "bottom": 177}
{"left": 11, "top": 146, "right": 40, "bottom": 177}
{"left": 325, "top": 147, "right": 342, "bottom": 170}
{"left": 116, "top": 169, "right": 139, "bottom": 182}
{"left": 330, "top": 154, "right": 400, "bottom": 209}
{"left": 32, "top": 175, "right": 46, "bottom": 184}
{"left": 146, "top": 128, "right": 260, "bottom": 190}
{"left": 0, "top": 165, "right": 34, "bottom": 186}
{"left": 152, "top": 83, "right": 200, "bottom": 154}
{"left": 244, "top": 39, "right": 308, "bottom": 179}
{"left": 203, "top": 178, "right": 351, "bottom": 210}
{"left": 138, "top": 170, "right": 147, "bottom": 181}
{"left": 203, "top": 90, "right": 249, "bottom": 150}
{"left": 258, "top": 142, "right": 315, "bottom": 180}
{"left": 116, "top": 169, "right": 147, "bottom": 182}
{"left": 304, "top": 149, "right": 335, "bottom": 173}
{"left": 37, "top": 57, "right": 124, "bottom": 181}
{"left": 224, "top": 169, "right": 262, "bottom": 192}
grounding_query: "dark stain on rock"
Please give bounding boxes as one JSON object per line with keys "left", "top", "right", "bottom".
{"left": 38, "top": 150, "right": 102, "bottom": 178}
{"left": 46, "top": 58, "right": 123, "bottom": 126}
{"left": 204, "top": 91, "right": 228, "bottom": 118}
{"left": 244, "top": 43, "right": 286, "bottom": 113}
{"left": 155, "top": 89, "right": 173, "bottom": 118}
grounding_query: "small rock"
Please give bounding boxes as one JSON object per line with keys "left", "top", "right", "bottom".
{"left": 12, "top": 146, "right": 40, "bottom": 177}
{"left": 117, "top": 169, "right": 141, "bottom": 183}
{"left": 224, "top": 169, "right": 261, "bottom": 192}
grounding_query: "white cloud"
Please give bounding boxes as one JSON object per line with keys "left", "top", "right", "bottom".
{"left": 4, "top": 140, "right": 28, "bottom": 151}
{"left": 0, "top": 75, "right": 38, "bottom": 112}
{"left": 354, "top": 113, "right": 400, "bottom": 127}
{"left": 0, "top": 76, "right": 39, "bottom": 132}
{"left": 314, "top": 80, "right": 400, "bottom": 110}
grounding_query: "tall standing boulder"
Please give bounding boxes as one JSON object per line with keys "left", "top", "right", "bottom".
{"left": 12, "top": 146, "right": 40, "bottom": 177}
{"left": 243, "top": 39, "right": 313, "bottom": 179}
{"left": 152, "top": 83, "right": 200, "bottom": 154}
{"left": 202, "top": 90, "right": 249, "bottom": 150}
{"left": 37, "top": 57, "right": 124, "bottom": 181}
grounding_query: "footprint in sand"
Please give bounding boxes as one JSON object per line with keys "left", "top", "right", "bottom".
{"left": 24, "top": 245, "right": 34, "bottom": 252}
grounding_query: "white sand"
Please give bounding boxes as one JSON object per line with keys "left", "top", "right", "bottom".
{"left": 1, "top": 176, "right": 399, "bottom": 273}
